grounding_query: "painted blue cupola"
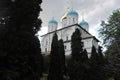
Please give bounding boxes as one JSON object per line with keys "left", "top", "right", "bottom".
{"left": 48, "top": 17, "right": 58, "bottom": 25}
{"left": 79, "top": 19, "right": 89, "bottom": 31}
{"left": 66, "top": 8, "right": 79, "bottom": 26}
{"left": 67, "top": 8, "right": 78, "bottom": 16}
{"left": 48, "top": 17, "right": 58, "bottom": 32}
{"left": 79, "top": 19, "right": 89, "bottom": 26}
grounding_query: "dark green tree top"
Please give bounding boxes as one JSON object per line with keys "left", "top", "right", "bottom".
{"left": 0, "top": 0, "right": 43, "bottom": 80}
{"left": 48, "top": 33, "right": 63, "bottom": 80}
{"left": 71, "top": 28, "right": 84, "bottom": 60}
{"left": 99, "top": 9, "right": 120, "bottom": 47}
{"left": 98, "top": 46, "right": 105, "bottom": 64}
{"left": 7, "top": 0, "right": 42, "bottom": 35}
{"left": 50, "top": 33, "right": 59, "bottom": 56}
{"left": 82, "top": 49, "right": 88, "bottom": 62}
{"left": 58, "top": 39, "right": 66, "bottom": 75}
{"left": 67, "top": 28, "right": 89, "bottom": 80}
{"left": 90, "top": 46, "right": 99, "bottom": 65}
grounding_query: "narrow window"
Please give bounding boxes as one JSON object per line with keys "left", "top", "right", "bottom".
{"left": 66, "top": 36, "right": 68, "bottom": 41}
{"left": 73, "top": 18, "right": 75, "bottom": 23}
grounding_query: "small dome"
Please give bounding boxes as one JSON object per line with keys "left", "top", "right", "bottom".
{"left": 48, "top": 17, "right": 58, "bottom": 25}
{"left": 79, "top": 19, "right": 89, "bottom": 26}
{"left": 67, "top": 8, "right": 78, "bottom": 16}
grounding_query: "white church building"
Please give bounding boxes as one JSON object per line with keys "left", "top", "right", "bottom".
{"left": 41, "top": 8, "right": 99, "bottom": 57}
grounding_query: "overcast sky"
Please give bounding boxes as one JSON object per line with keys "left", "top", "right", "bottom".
{"left": 38, "top": 0, "right": 120, "bottom": 39}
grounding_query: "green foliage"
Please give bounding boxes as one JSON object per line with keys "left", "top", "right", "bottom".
{"left": 43, "top": 55, "right": 50, "bottom": 74}
{"left": 99, "top": 9, "right": 120, "bottom": 54}
{"left": 58, "top": 39, "right": 66, "bottom": 76}
{"left": 48, "top": 33, "right": 63, "bottom": 80}
{"left": 7, "top": 0, "right": 42, "bottom": 35}
{"left": 67, "top": 28, "right": 89, "bottom": 80}
{"left": 89, "top": 46, "right": 108, "bottom": 80}
{"left": 82, "top": 49, "right": 88, "bottom": 62}
{"left": 0, "top": 32, "right": 43, "bottom": 80}
{"left": 107, "top": 48, "right": 120, "bottom": 80}
{"left": 71, "top": 28, "right": 83, "bottom": 60}
{"left": 99, "top": 9, "right": 120, "bottom": 80}
{"left": 89, "top": 46, "right": 98, "bottom": 80}
{"left": 0, "top": 0, "right": 43, "bottom": 80}
{"left": 98, "top": 46, "right": 104, "bottom": 64}
{"left": 99, "top": 9, "right": 120, "bottom": 45}
{"left": 90, "top": 46, "right": 99, "bottom": 65}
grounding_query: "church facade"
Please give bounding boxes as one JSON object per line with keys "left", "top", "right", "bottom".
{"left": 41, "top": 8, "right": 99, "bottom": 57}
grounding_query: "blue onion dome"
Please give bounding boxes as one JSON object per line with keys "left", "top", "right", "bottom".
{"left": 48, "top": 17, "right": 58, "bottom": 25}
{"left": 79, "top": 19, "right": 89, "bottom": 26}
{"left": 67, "top": 8, "right": 78, "bottom": 16}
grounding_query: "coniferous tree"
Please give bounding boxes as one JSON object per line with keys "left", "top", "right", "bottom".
{"left": 97, "top": 46, "right": 108, "bottom": 80}
{"left": 0, "top": 0, "right": 43, "bottom": 80}
{"left": 5, "top": 0, "right": 42, "bottom": 35}
{"left": 89, "top": 46, "right": 99, "bottom": 80}
{"left": 48, "top": 33, "right": 62, "bottom": 80}
{"left": 82, "top": 49, "right": 88, "bottom": 62}
{"left": 98, "top": 46, "right": 104, "bottom": 64}
{"left": 58, "top": 39, "right": 66, "bottom": 76}
{"left": 98, "top": 10, "right": 120, "bottom": 79}
{"left": 67, "top": 28, "right": 88, "bottom": 80}
{"left": 71, "top": 29, "right": 83, "bottom": 60}
{"left": 90, "top": 46, "right": 99, "bottom": 65}
{"left": 0, "top": 0, "right": 12, "bottom": 38}
{"left": 98, "top": 9, "right": 120, "bottom": 55}
{"left": 107, "top": 50, "right": 120, "bottom": 80}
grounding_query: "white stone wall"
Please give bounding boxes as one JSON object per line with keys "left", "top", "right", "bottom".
{"left": 82, "top": 38, "right": 93, "bottom": 52}
{"left": 41, "top": 24, "right": 99, "bottom": 57}
{"left": 48, "top": 23, "right": 57, "bottom": 32}
{"left": 62, "top": 18, "right": 67, "bottom": 27}
{"left": 66, "top": 15, "right": 78, "bottom": 26}
{"left": 82, "top": 38, "right": 93, "bottom": 57}
{"left": 41, "top": 25, "right": 76, "bottom": 54}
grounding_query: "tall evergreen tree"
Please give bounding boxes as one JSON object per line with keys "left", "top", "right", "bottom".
{"left": 58, "top": 39, "right": 66, "bottom": 76}
{"left": 90, "top": 46, "right": 99, "bottom": 65}
{"left": 98, "top": 46, "right": 104, "bottom": 64}
{"left": 71, "top": 29, "right": 83, "bottom": 60}
{"left": 0, "top": 0, "right": 12, "bottom": 38}
{"left": 0, "top": 0, "right": 43, "bottom": 80}
{"left": 48, "top": 33, "right": 63, "bottom": 80}
{"left": 107, "top": 47, "right": 120, "bottom": 80}
{"left": 67, "top": 28, "right": 88, "bottom": 80}
{"left": 98, "top": 9, "right": 120, "bottom": 79}
{"left": 98, "top": 9, "right": 120, "bottom": 55}
{"left": 6, "top": 0, "right": 42, "bottom": 35}
{"left": 97, "top": 46, "right": 108, "bottom": 80}
{"left": 82, "top": 49, "right": 88, "bottom": 62}
{"left": 89, "top": 46, "right": 100, "bottom": 80}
